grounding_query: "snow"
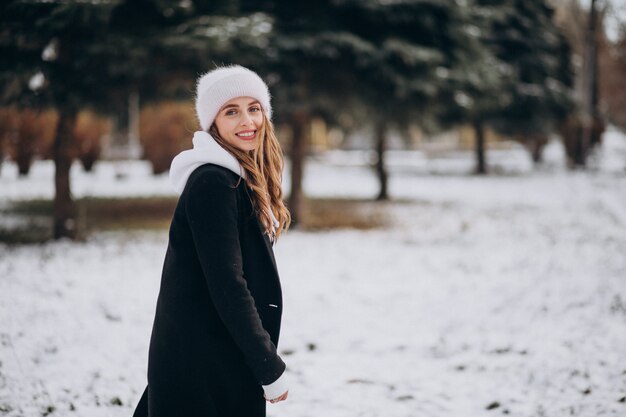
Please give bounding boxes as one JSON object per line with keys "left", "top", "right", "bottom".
{"left": 1, "top": 131, "right": 625, "bottom": 416}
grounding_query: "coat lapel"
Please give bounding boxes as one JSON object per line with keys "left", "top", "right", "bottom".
{"left": 255, "top": 216, "right": 280, "bottom": 278}
{"left": 240, "top": 185, "right": 280, "bottom": 279}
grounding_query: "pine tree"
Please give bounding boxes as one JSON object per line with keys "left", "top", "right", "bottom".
{"left": 242, "top": 0, "right": 380, "bottom": 224}
{"left": 337, "top": 0, "right": 491, "bottom": 198}
{"left": 1, "top": 2, "right": 121, "bottom": 239}
{"left": 0, "top": 0, "right": 258, "bottom": 239}
{"left": 470, "top": 0, "right": 575, "bottom": 171}
{"left": 243, "top": 0, "right": 490, "bottom": 213}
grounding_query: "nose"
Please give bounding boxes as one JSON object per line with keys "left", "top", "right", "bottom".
{"left": 240, "top": 111, "right": 253, "bottom": 126}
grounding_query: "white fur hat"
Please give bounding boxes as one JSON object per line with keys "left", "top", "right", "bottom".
{"left": 195, "top": 65, "right": 272, "bottom": 131}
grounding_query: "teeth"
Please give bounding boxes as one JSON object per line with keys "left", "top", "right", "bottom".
{"left": 237, "top": 131, "right": 255, "bottom": 137}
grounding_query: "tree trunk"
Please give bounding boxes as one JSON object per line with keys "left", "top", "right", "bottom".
{"left": 526, "top": 134, "right": 547, "bottom": 164}
{"left": 375, "top": 121, "right": 389, "bottom": 201}
{"left": 473, "top": 120, "right": 487, "bottom": 174}
{"left": 16, "top": 150, "right": 33, "bottom": 176}
{"left": 53, "top": 108, "right": 78, "bottom": 240}
{"left": 573, "top": 124, "right": 586, "bottom": 166}
{"left": 80, "top": 149, "right": 98, "bottom": 172}
{"left": 128, "top": 90, "right": 142, "bottom": 159}
{"left": 579, "top": 0, "right": 600, "bottom": 167}
{"left": 288, "top": 112, "right": 308, "bottom": 227}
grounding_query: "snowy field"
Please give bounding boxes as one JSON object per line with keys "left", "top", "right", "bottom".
{"left": 1, "top": 129, "right": 626, "bottom": 417}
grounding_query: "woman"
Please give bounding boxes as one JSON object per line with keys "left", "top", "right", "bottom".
{"left": 133, "top": 65, "right": 290, "bottom": 417}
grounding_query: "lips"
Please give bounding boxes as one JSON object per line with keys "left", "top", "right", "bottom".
{"left": 235, "top": 130, "right": 256, "bottom": 140}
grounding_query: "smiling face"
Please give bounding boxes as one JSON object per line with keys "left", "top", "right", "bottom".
{"left": 213, "top": 96, "right": 264, "bottom": 152}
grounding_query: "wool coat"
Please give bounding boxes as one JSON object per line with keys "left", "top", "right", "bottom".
{"left": 132, "top": 163, "right": 285, "bottom": 417}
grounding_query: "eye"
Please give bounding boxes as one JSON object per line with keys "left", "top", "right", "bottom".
{"left": 249, "top": 106, "right": 261, "bottom": 113}
{"left": 225, "top": 109, "right": 237, "bottom": 116}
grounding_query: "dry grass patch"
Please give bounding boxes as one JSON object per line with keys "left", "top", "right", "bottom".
{"left": 0, "top": 196, "right": 393, "bottom": 243}
{"left": 78, "top": 197, "right": 177, "bottom": 230}
{"left": 300, "top": 197, "right": 391, "bottom": 230}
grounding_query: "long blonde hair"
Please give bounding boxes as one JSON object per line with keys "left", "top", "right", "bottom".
{"left": 209, "top": 111, "right": 291, "bottom": 241}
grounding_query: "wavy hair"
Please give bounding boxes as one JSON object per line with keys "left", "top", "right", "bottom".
{"left": 209, "top": 111, "right": 291, "bottom": 241}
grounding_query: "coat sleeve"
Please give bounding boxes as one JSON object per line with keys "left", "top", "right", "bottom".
{"left": 184, "top": 169, "right": 286, "bottom": 385}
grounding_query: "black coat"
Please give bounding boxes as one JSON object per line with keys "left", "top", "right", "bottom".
{"left": 132, "top": 163, "right": 285, "bottom": 417}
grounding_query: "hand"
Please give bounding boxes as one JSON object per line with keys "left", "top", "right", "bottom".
{"left": 265, "top": 390, "right": 288, "bottom": 404}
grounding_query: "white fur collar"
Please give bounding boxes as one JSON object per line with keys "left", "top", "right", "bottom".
{"left": 169, "top": 131, "right": 279, "bottom": 235}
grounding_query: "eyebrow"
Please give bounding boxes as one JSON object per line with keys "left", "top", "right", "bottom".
{"left": 220, "top": 100, "right": 260, "bottom": 111}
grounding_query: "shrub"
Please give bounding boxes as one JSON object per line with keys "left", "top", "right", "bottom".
{"left": 140, "top": 101, "right": 195, "bottom": 175}
{"left": 2, "top": 107, "right": 57, "bottom": 176}
{"left": 73, "top": 110, "right": 111, "bottom": 172}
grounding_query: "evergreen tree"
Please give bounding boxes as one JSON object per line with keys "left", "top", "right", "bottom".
{"left": 467, "top": 0, "right": 575, "bottom": 172}
{"left": 0, "top": 0, "right": 260, "bottom": 239}
{"left": 243, "top": 0, "right": 489, "bottom": 213}
{"left": 1, "top": 1, "right": 121, "bottom": 239}
{"left": 338, "top": 0, "right": 491, "bottom": 198}
{"left": 242, "top": 0, "right": 380, "bottom": 224}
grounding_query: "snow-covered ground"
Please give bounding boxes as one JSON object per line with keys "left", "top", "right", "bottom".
{"left": 1, "top": 130, "right": 625, "bottom": 417}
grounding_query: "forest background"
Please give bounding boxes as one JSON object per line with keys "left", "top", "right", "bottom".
{"left": 1, "top": 0, "right": 625, "bottom": 240}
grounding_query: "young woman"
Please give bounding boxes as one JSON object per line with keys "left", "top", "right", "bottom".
{"left": 132, "top": 65, "right": 290, "bottom": 417}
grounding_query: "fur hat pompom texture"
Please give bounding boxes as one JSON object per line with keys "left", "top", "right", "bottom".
{"left": 195, "top": 65, "right": 273, "bottom": 131}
